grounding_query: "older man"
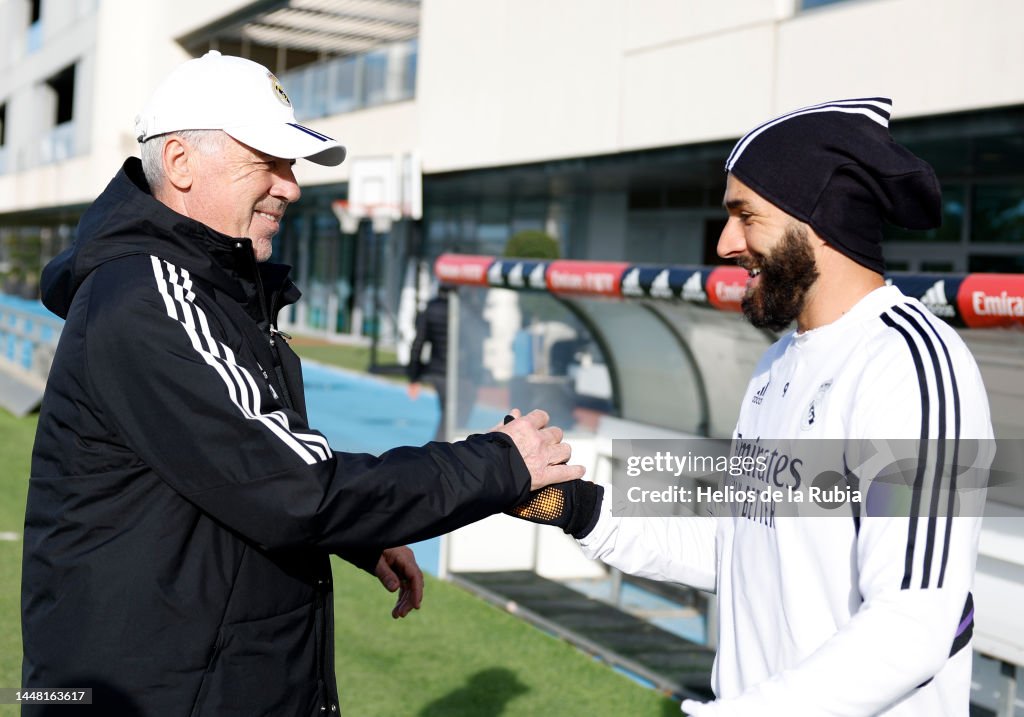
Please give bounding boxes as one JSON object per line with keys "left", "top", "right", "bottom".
{"left": 22, "top": 52, "right": 581, "bottom": 716}
{"left": 511, "top": 98, "right": 992, "bottom": 716}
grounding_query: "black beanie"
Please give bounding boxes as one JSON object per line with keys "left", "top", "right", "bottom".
{"left": 725, "top": 98, "right": 942, "bottom": 274}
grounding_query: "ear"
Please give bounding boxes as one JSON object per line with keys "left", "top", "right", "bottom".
{"left": 162, "top": 136, "right": 193, "bottom": 191}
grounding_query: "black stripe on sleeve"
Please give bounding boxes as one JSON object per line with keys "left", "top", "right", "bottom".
{"left": 893, "top": 305, "right": 947, "bottom": 589}
{"left": 907, "top": 304, "right": 963, "bottom": 588}
{"left": 949, "top": 592, "right": 974, "bottom": 657}
{"left": 880, "top": 311, "right": 931, "bottom": 590}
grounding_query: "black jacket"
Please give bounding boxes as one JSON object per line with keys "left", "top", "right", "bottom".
{"left": 407, "top": 294, "right": 449, "bottom": 382}
{"left": 22, "top": 159, "right": 530, "bottom": 716}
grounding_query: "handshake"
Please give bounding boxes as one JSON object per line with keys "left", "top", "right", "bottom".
{"left": 494, "top": 410, "right": 604, "bottom": 540}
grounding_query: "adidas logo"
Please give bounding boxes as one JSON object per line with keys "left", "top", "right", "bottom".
{"left": 507, "top": 263, "right": 525, "bottom": 288}
{"left": 681, "top": 271, "right": 707, "bottom": 302}
{"left": 650, "top": 269, "right": 673, "bottom": 299}
{"left": 487, "top": 261, "right": 504, "bottom": 286}
{"left": 921, "top": 280, "right": 955, "bottom": 317}
{"left": 621, "top": 268, "right": 643, "bottom": 297}
{"left": 751, "top": 380, "right": 770, "bottom": 406}
{"left": 528, "top": 263, "right": 546, "bottom": 289}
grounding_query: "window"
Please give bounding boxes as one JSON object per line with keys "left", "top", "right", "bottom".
{"left": 327, "top": 56, "right": 360, "bottom": 115}
{"left": 629, "top": 185, "right": 713, "bottom": 210}
{"left": 971, "top": 182, "right": 1024, "bottom": 244}
{"left": 628, "top": 188, "right": 662, "bottom": 210}
{"left": 968, "top": 255, "right": 1024, "bottom": 273}
{"left": 362, "top": 50, "right": 389, "bottom": 106}
{"left": 920, "top": 261, "right": 955, "bottom": 272}
{"left": 477, "top": 199, "right": 511, "bottom": 255}
{"left": 884, "top": 184, "right": 964, "bottom": 243}
{"left": 47, "top": 64, "right": 75, "bottom": 125}
{"left": 402, "top": 39, "right": 418, "bottom": 99}
{"left": 26, "top": 0, "right": 43, "bottom": 52}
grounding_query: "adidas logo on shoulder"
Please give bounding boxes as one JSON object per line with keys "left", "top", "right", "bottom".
{"left": 921, "top": 280, "right": 956, "bottom": 318}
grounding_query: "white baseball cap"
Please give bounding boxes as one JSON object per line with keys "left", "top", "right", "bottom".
{"left": 134, "top": 51, "right": 346, "bottom": 166}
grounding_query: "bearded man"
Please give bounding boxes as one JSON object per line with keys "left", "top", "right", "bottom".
{"left": 508, "top": 98, "right": 994, "bottom": 716}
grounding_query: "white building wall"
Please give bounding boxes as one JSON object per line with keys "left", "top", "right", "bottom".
{"left": 776, "top": 0, "right": 1024, "bottom": 117}
{"left": 0, "top": 0, "right": 415, "bottom": 215}
{"left": 620, "top": 23, "right": 777, "bottom": 151}
{"left": 418, "top": 0, "right": 1024, "bottom": 173}
{"left": 417, "top": 0, "right": 626, "bottom": 172}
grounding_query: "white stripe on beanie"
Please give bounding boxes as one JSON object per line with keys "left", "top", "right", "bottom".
{"left": 726, "top": 98, "right": 893, "bottom": 171}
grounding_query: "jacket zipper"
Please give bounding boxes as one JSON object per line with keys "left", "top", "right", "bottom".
{"left": 314, "top": 579, "right": 338, "bottom": 713}
{"left": 234, "top": 241, "right": 336, "bottom": 713}
{"left": 236, "top": 241, "right": 296, "bottom": 409}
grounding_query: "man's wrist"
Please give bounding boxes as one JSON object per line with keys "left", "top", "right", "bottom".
{"left": 567, "top": 481, "right": 603, "bottom": 539}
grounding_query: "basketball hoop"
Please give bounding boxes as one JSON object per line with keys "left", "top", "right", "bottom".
{"left": 330, "top": 153, "right": 421, "bottom": 235}
{"left": 331, "top": 200, "right": 360, "bottom": 234}
{"left": 331, "top": 200, "right": 402, "bottom": 234}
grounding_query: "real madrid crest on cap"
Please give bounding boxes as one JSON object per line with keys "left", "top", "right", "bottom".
{"left": 268, "top": 72, "right": 291, "bottom": 107}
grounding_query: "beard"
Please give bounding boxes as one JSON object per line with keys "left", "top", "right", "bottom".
{"left": 740, "top": 223, "right": 820, "bottom": 332}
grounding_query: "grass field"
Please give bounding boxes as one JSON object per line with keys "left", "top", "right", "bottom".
{"left": 290, "top": 336, "right": 402, "bottom": 381}
{"left": 1, "top": 392, "right": 678, "bottom": 715}
{"left": 0, "top": 410, "right": 35, "bottom": 716}
{"left": 333, "top": 559, "right": 680, "bottom": 716}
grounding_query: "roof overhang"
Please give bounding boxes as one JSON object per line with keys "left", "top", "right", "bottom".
{"left": 179, "top": 0, "right": 420, "bottom": 72}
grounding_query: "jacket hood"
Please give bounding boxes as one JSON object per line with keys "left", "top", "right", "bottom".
{"left": 41, "top": 158, "right": 296, "bottom": 318}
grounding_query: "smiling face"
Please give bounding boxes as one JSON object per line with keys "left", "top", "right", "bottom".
{"left": 718, "top": 174, "right": 821, "bottom": 331}
{"left": 179, "top": 133, "right": 301, "bottom": 262}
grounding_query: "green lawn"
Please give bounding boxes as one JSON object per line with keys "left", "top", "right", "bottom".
{"left": 333, "top": 559, "right": 679, "bottom": 716}
{"left": 1, "top": 408, "right": 678, "bottom": 715}
{"left": 291, "top": 337, "right": 401, "bottom": 380}
{"left": 0, "top": 410, "right": 35, "bottom": 717}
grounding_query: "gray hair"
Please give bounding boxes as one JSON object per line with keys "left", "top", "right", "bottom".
{"left": 139, "top": 129, "right": 228, "bottom": 192}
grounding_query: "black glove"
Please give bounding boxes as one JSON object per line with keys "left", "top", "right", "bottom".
{"left": 505, "top": 480, "right": 604, "bottom": 539}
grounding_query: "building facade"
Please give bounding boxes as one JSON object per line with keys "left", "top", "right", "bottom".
{"left": 3, "top": 0, "right": 1023, "bottom": 341}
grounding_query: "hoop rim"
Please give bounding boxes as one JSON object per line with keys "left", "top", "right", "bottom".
{"left": 331, "top": 199, "right": 404, "bottom": 220}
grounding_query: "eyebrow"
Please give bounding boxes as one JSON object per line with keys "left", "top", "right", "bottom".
{"left": 724, "top": 198, "right": 752, "bottom": 210}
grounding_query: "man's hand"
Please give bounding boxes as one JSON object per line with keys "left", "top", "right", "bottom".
{"left": 407, "top": 382, "right": 421, "bottom": 400}
{"left": 493, "top": 409, "right": 585, "bottom": 491}
{"left": 373, "top": 547, "right": 424, "bottom": 619}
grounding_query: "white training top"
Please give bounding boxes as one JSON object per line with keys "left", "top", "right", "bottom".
{"left": 580, "top": 285, "right": 993, "bottom": 716}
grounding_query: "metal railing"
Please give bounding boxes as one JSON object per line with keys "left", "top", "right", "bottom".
{"left": 281, "top": 39, "right": 417, "bottom": 121}
{"left": 0, "top": 294, "right": 62, "bottom": 414}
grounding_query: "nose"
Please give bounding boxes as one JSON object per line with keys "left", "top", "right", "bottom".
{"left": 271, "top": 162, "right": 301, "bottom": 204}
{"left": 717, "top": 217, "right": 747, "bottom": 259}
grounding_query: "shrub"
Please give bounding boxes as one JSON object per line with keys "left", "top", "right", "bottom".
{"left": 504, "top": 230, "right": 560, "bottom": 260}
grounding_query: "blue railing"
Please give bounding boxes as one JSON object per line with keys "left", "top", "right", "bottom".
{"left": 0, "top": 294, "right": 62, "bottom": 377}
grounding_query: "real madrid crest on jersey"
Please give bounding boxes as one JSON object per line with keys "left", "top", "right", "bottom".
{"left": 268, "top": 72, "right": 291, "bottom": 107}
{"left": 801, "top": 379, "right": 833, "bottom": 430}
